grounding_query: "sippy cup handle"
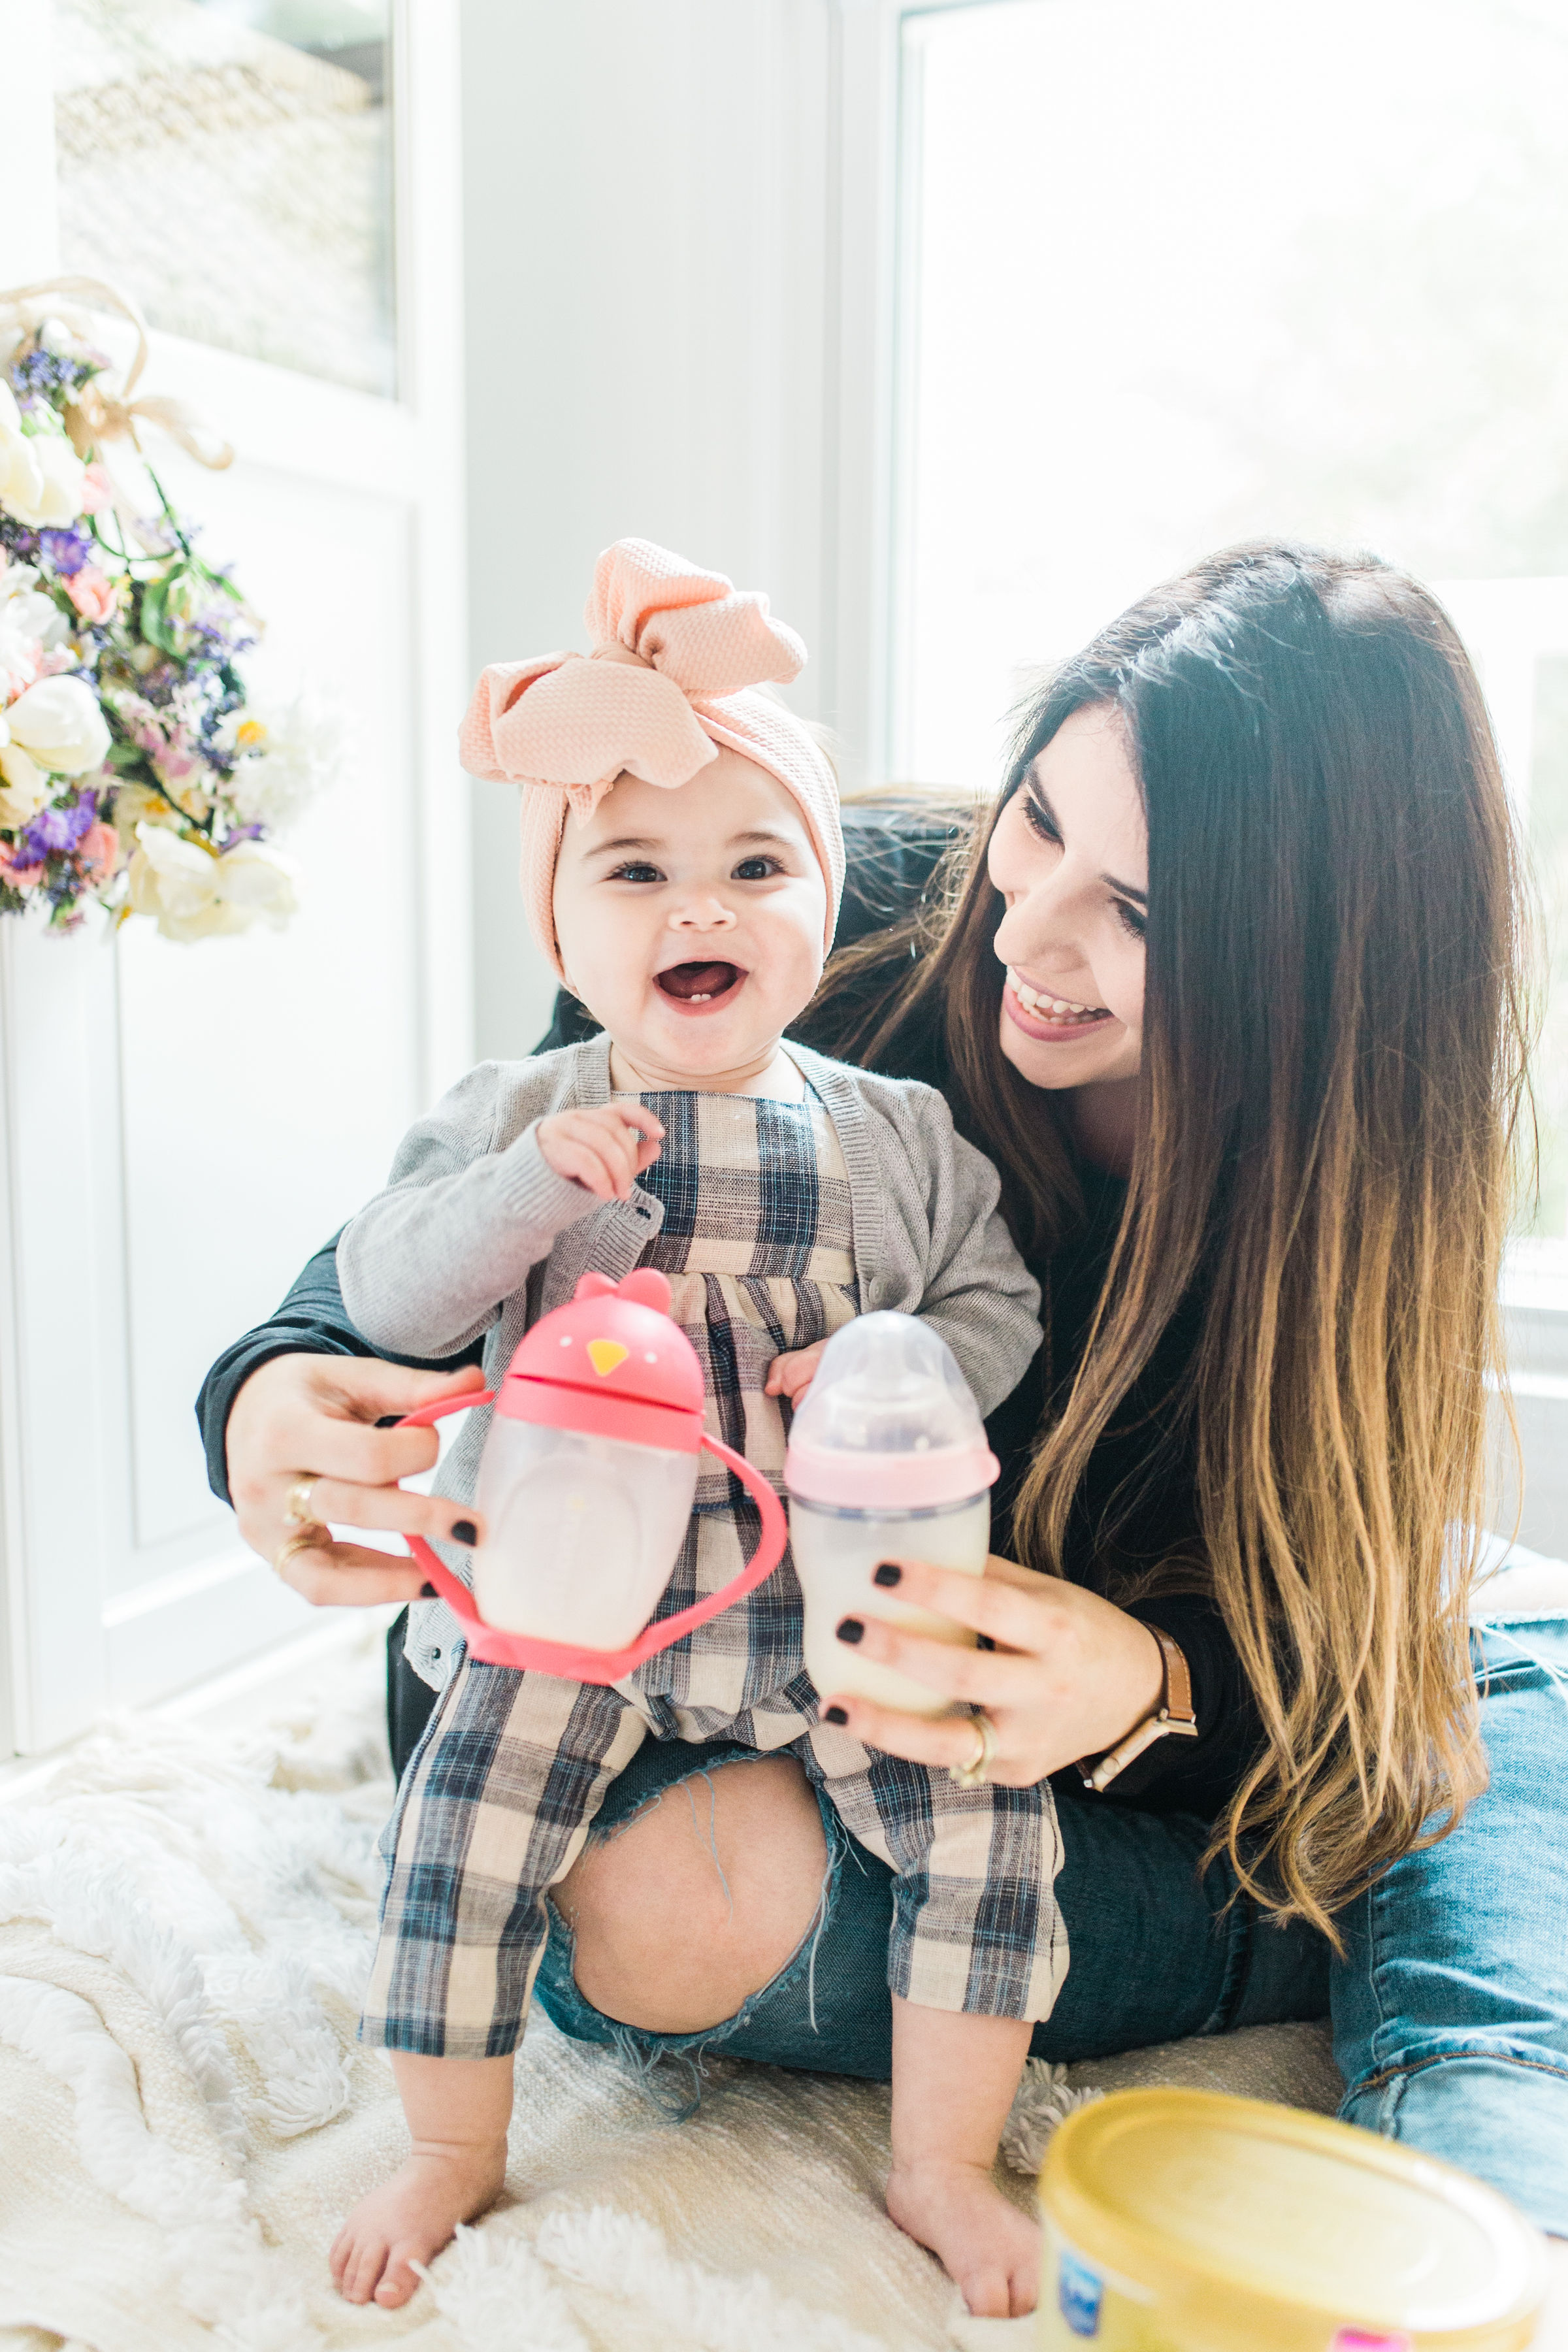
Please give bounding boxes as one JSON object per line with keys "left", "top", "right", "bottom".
{"left": 393, "top": 1399, "right": 788, "bottom": 1684}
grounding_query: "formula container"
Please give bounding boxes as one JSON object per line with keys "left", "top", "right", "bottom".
{"left": 784, "top": 1312, "right": 999, "bottom": 1718}
{"left": 1037, "top": 2089, "right": 1546, "bottom": 2352}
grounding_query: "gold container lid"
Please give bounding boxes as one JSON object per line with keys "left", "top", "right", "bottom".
{"left": 1040, "top": 2089, "right": 1548, "bottom": 2352}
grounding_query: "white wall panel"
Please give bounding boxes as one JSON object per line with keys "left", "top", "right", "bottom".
{"left": 115, "top": 472, "right": 419, "bottom": 1572}
{"left": 460, "top": 0, "right": 836, "bottom": 1061}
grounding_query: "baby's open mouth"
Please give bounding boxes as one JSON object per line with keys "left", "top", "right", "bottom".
{"left": 655, "top": 960, "right": 745, "bottom": 1005}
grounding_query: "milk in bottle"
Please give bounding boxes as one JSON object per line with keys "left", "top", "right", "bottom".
{"left": 784, "top": 1313, "right": 999, "bottom": 1718}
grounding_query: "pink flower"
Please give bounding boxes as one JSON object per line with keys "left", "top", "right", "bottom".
{"left": 152, "top": 732, "right": 197, "bottom": 783}
{"left": 0, "top": 842, "right": 44, "bottom": 890}
{"left": 78, "top": 465, "right": 112, "bottom": 517}
{"left": 66, "top": 566, "right": 118, "bottom": 627}
{"left": 78, "top": 820, "right": 121, "bottom": 884}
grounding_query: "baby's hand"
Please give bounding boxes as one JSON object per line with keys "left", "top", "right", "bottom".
{"left": 765, "top": 1341, "right": 826, "bottom": 1401}
{"left": 536, "top": 1103, "right": 664, "bottom": 1202}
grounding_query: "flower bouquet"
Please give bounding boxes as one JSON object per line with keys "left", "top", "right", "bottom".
{"left": 0, "top": 277, "right": 334, "bottom": 941}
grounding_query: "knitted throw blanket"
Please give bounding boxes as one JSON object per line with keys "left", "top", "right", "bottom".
{"left": 0, "top": 1629, "right": 1339, "bottom": 2352}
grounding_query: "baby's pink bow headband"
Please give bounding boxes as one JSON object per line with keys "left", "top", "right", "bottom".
{"left": 458, "top": 538, "right": 844, "bottom": 979}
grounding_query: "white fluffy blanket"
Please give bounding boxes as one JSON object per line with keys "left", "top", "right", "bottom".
{"left": 0, "top": 1631, "right": 1340, "bottom": 2352}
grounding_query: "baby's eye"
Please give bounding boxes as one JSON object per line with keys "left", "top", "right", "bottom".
{"left": 611, "top": 861, "right": 663, "bottom": 884}
{"left": 733, "top": 855, "right": 781, "bottom": 881}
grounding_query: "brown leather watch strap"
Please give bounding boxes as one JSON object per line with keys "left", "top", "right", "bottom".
{"left": 1076, "top": 1624, "right": 1199, "bottom": 1793}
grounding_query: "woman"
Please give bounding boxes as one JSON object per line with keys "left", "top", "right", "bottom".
{"left": 202, "top": 544, "right": 1568, "bottom": 2296}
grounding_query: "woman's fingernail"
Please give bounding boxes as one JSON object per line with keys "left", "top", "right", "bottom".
{"left": 837, "top": 1617, "right": 864, "bottom": 1645}
{"left": 823, "top": 1705, "right": 849, "bottom": 1725}
{"left": 449, "top": 1520, "right": 478, "bottom": 1546}
{"left": 873, "top": 1561, "right": 902, "bottom": 1588}
{"left": 420, "top": 1582, "right": 438, "bottom": 1598}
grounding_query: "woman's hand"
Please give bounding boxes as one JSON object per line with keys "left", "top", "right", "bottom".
{"left": 818, "top": 1555, "right": 1166, "bottom": 1787}
{"left": 225, "top": 1353, "right": 491, "bottom": 1607}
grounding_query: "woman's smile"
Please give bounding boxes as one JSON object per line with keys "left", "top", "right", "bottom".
{"left": 1003, "top": 966, "right": 1111, "bottom": 1034}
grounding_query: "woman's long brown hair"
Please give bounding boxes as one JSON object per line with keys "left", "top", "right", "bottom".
{"left": 813, "top": 544, "right": 1533, "bottom": 1938}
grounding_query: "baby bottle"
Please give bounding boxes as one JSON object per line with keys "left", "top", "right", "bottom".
{"left": 472, "top": 1279, "right": 700, "bottom": 1646}
{"left": 785, "top": 1313, "right": 999, "bottom": 1718}
{"left": 399, "top": 1267, "right": 787, "bottom": 1682}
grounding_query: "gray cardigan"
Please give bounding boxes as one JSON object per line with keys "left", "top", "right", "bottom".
{"left": 338, "top": 1034, "right": 1040, "bottom": 1689}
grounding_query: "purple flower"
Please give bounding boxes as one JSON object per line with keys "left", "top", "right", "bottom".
{"left": 9, "top": 346, "right": 97, "bottom": 403}
{"left": 40, "top": 526, "right": 94, "bottom": 579}
{"left": 20, "top": 790, "right": 97, "bottom": 864}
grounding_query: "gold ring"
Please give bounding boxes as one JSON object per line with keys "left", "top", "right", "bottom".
{"left": 949, "top": 1709, "right": 997, "bottom": 1789}
{"left": 284, "top": 1476, "right": 319, "bottom": 1526}
{"left": 274, "top": 1523, "right": 329, "bottom": 1575}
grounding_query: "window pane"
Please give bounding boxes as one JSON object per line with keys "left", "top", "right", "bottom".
{"left": 53, "top": 0, "right": 395, "bottom": 397}
{"left": 900, "top": 0, "right": 1568, "bottom": 1241}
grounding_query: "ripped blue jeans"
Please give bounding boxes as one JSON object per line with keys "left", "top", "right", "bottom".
{"left": 531, "top": 1617, "right": 1568, "bottom": 2232}
{"left": 531, "top": 1733, "right": 1328, "bottom": 2114}
{"left": 1332, "top": 1612, "right": 1568, "bottom": 2233}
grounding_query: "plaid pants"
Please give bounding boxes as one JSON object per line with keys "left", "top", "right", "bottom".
{"left": 361, "top": 1639, "right": 1066, "bottom": 2057}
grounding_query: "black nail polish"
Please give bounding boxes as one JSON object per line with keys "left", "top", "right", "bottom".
{"left": 873, "top": 1561, "right": 902, "bottom": 1588}
{"left": 837, "top": 1617, "right": 864, "bottom": 1645}
{"left": 823, "top": 1705, "right": 849, "bottom": 1725}
{"left": 449, "top": 1520, "right": 478, "bottom": 1546}
{"left": 419, "top": 1582, "right": 438, "bottom": 1598}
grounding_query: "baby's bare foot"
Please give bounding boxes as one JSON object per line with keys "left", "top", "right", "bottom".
{"left": 330, "top": 2138, "right": 508, "bottom": 2308}
{"left": 885, "top": 2158, "right": 1039, "bottom": 2318}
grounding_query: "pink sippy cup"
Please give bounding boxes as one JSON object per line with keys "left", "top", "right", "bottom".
{"left": 785, "top": 1312, "right": 999, "bottom": 1718}
{"left": 398, "top": 1267, "right": 787, "bottom": 1682}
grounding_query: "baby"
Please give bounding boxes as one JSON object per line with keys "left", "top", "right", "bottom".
{"left": 330, "top": 541, "right": 1057, "bottom": 2318}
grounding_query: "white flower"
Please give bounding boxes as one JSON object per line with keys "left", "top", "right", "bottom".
{"left": 0, "top": 742, "right": 52, "bottom": 827}
{"left": 0, "top": 558, "right": 65, "bottom": 648}
{"left": 127, "top": 825, "right": 298, "bottom": 943}
{"left": 1, "top": 672, "right": 110, "bottom": 776}
{"left": 212, "top": 838, "right": 299, "bottom": 922}
{"left": 221, "top": 691, "right": 342, "bottom": 837}
{"left": 0, "top": 385, "right": 86, "bottom": 531}
{"left": 0, "top": 557, "right": 67, "bottom": 701}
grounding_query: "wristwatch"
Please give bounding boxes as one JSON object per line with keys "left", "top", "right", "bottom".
{"left": 1076, "top": 1625, "right": 1199, "bottom": 1792}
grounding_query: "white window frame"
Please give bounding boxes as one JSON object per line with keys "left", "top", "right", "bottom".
{"left": 848, "top": 0, "right": 1568, "bottom": 1518}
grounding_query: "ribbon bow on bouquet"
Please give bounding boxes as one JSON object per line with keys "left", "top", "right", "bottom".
{"left": 0, "top": 274, "right": 233, "bottom": 492}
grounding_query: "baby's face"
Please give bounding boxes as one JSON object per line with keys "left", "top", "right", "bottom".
{"left": 551, "top": 750, "right": 829, "bottom": 1085}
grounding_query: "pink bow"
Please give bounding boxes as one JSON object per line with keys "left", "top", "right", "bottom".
{"left": 459, "top": 538, "right": 806, "bottom": 820}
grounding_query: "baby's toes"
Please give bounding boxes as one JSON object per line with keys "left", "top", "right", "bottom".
{"left": 374, "top": 2242, "right": 428, "bottom": 2308}
{"left": 340, "top": 2233, "right": 391, "bottom": 2306}
{"left": 958, "top": 2261, "right": 1013, "bottom": 2319}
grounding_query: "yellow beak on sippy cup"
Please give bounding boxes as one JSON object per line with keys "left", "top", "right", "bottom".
{"left": 587, "top": 1339, "right": 631, "bottom": 1377}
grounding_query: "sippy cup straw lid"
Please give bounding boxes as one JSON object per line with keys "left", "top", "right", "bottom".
{"left": 783, "top": 1311, "right": 998, "bottom": 1511}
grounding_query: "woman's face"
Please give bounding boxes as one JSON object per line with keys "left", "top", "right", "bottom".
{"left": 988, "top": 701, "right": 1147, "bottom": 1094}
